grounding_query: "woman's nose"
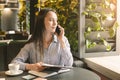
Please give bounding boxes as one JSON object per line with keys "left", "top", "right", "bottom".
{"left": 53, "top": 21, "right": 57, "bottom": 25}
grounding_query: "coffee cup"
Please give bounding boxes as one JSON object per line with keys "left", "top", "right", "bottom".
{"left": 8, "top": 63, "right": 20, "bottom": 74}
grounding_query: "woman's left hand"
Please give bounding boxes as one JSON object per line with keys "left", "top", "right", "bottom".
{"left": 25, "top": 62, "right": 46, "bottom": 71}
{"left": 56, "top": 25, "right": 66, "bottom": 48}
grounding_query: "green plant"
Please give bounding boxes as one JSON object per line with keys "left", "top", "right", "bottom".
{"left": 18, "top": 0, "right": 30, "bottom": 33}
{"left": 26, "top": 0, "right": 30, "bottom": 33}
{"left": 35, "top": 0, "right": 79, "bottom": 53}
{"left": 82, "top": 0, "right": 118, "bottom": 51}
{"left": 18, "top": 0, "right": 26, "bottom": 32}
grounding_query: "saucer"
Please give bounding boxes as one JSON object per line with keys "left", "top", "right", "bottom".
{"left": 5, "top": 70, "right": 23, "bottom": 76}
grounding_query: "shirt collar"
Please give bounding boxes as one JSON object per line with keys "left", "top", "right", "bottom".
{"left": 53, "top": 34, "right": 58, "bottom": 43}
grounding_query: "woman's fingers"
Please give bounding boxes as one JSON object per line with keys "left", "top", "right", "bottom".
{"left": 35, "top": 62, "right": 46, "bottom": 71}
{"left": 26, "top": 62, "right": 46, "bottom": 71}
{"left": 33, "top": 78, "right": 47, "bottom": 80}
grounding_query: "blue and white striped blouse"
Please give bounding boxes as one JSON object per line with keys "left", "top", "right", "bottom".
{"left": 11, "top": 35, "right": 73, "bottom": 70}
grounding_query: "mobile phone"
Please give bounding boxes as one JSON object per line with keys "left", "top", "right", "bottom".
{"left": 55, "top": 26, "right": 61, "bottom": 35}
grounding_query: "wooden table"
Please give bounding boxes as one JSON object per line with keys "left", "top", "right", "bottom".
{"left": 0, "top": 67, "right": 100, "bottom": 80}
{"left": 85, "top": 56, "right": 120, "bottom": 80}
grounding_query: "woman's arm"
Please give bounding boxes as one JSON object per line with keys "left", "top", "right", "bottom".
{"left": 25, "top": 62, "right": 46, "bottom": 71}
{"left": 11, "top": 43, "right": 31, "bottom": 70}
{"left": 11, "top": 43, "right": 46, "bottom": 71}
{"left": 56, "top": 25, "right": 73, "bottom": 66}
{"left": 59, "top": 37, "right": 73, "bottom": 66}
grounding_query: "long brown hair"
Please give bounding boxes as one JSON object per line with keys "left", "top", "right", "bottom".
{"left": 27, "top": 8, "right": 56, "bottom": 59}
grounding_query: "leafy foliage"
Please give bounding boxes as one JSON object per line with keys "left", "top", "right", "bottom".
{"left": 83, "top": 0, "right": 118, "bottom": 51}
{"left": 18, "top": 0, "right": 30, "bottom": 34}
{"left": 18, "top": 1, "right": 27, "bottom": 32}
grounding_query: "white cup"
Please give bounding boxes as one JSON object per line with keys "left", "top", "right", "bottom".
{"left": 8, "top": 63, "right": 20, "bottom": 74}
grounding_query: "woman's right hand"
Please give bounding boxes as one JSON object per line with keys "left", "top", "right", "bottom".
{"left": 25, "top": 62, "right": 46, "bottom": 71}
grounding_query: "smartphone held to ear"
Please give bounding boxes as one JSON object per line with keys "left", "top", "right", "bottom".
{"left": 55, "top": 26, "right": 61, "bottom": 35}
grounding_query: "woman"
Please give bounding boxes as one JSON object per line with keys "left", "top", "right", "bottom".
{"left": 11, "top": 8, "right": 73, "bottom": 71}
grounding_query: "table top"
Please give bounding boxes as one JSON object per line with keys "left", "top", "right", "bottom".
{"left": 0, "top": 67, "right": 100, "bottom": 80}
{"left": 85, "top": 56, "right": 120, "bottom": 80}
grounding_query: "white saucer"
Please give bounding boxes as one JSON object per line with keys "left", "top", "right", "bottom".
{"left": 5, "top": 70, "right": 23, "bottom": 76}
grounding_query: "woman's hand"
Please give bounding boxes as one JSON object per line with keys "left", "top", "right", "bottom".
{"left": 25, "top": 62, "right": 46, "bottom": 71}
{"left": 56, "top": 25, "right": 64, "bottom": 38}
{"left": 56, "top": 25, "right": 66, "bottom": 48}
{"left": 33, "top": 78, "right": 47, "bottom": 80}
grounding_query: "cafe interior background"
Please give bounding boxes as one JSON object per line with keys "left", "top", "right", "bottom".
{"left": 0, "top": 0, "right": 81, "bottom": 70}
{"left": 0, "top": 0, "right": 120, "bottom": 79}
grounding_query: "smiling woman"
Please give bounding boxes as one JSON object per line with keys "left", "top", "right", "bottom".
{"left": 11, "top": 8, "right": 73, "bottom": 71}
{"left": 30, "top": 0, "right": 79, "bottom": 54}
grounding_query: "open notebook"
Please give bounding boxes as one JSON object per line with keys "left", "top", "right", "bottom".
{"left": 28, "top": 64, "right": 72, "bottom": 78}
{"left": 41, "top": 63, "right": 73, "bottom": 69}
{"left": 29, "top": 68, "right": 71, "bottom": 78}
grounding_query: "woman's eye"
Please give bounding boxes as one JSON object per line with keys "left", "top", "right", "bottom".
{"left": 49, "top": 18, "right": 57, "bottom": 22}
{"left": 49, "top": 19, "right": 53, "bottom": 21}
{"left": 48, "top": 17, "right": 52, "bottom": 20}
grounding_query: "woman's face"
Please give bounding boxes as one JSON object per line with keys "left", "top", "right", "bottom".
{"left": 44, "top": 11, "right": 58, "bottom": 34}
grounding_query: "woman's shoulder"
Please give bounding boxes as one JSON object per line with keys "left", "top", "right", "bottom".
{"left": 63, "top": 36, "right": 68, "bottom": 40}
{"left": 23, "top": 42, "right": 35, "bottom": 49}
{"left": 62, "top": 36, "right": 69, "bottom": 42}
{"left": 54, "top": 35, "right": 68, "bottom": 42}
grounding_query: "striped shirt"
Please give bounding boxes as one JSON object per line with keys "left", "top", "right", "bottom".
{"left": 11, "top": 35, "right": 73, "bottom": 70}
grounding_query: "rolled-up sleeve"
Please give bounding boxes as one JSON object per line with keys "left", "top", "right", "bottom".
{"left": 11, "top": 35, "right": 74, "bottom": 70}
{"left": 60, "top": 37, "right": 73, "bottom": 66}
{"left": 11, "top": 43, "right": 31, "bottom": 70}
